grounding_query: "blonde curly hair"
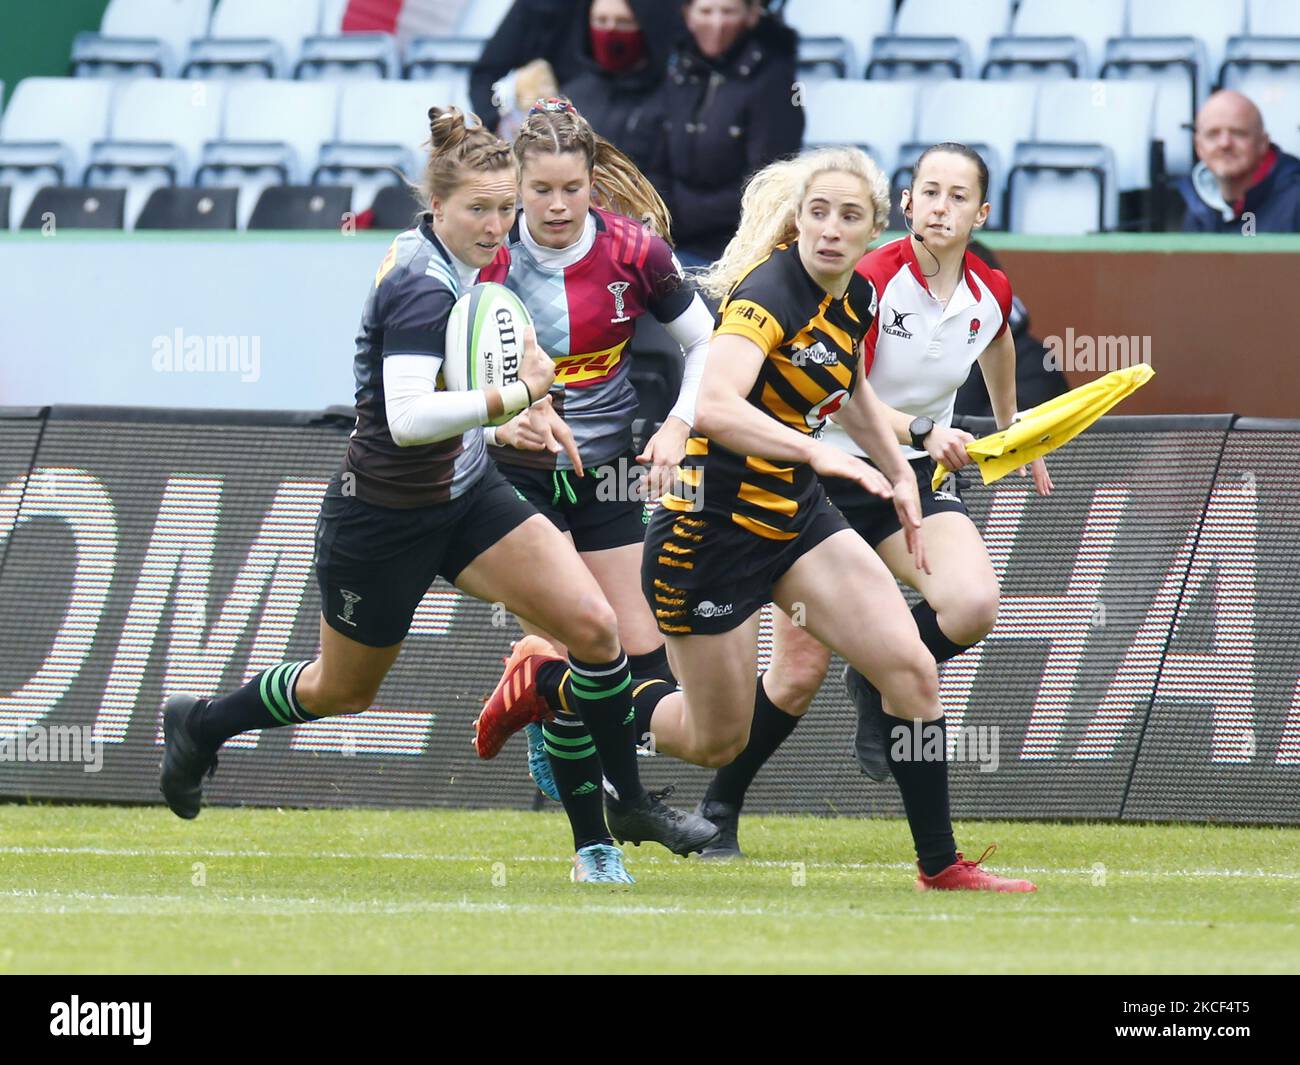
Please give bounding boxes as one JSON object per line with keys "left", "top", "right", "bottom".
{"left": 698, "top": 147, "right": 890, "bottom": 300}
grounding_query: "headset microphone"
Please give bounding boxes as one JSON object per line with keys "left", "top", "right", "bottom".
{"left": 901, "top": 190, "right": 941, "bottom": 278}
{"left": 902, "top": 197, "right": 925, "bottom": 243}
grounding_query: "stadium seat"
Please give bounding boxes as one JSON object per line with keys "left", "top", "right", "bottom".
{"left": 1248, "top": 0, "right": 1300, "bottom": 35}
{"left": 402, "top": 37, "right": 483, "bottom": 80}
{"left": 1222, "top": 21, "right": 1300, "bottom": 156}
{"left": 70, "top": 0, "right": 212, "bottom": 78}
{"left": 20, "top": 186, "right": 126, "bottom": 230}
{"left": 247, "top": 184, "right": 351, "bottom": 229}
{"left": 196, "top": 80, "right": 340, "bottom": 228}
{"left": 296, "top": 33, "right": 399, "bottom": 79}
{"left": 365, "top": 183, "right": 422, "bottom": 230}
{"left": 869, "top": 0, "right": 1012, "bottom": 80}
{"left": 984, "top": 0, "right": 1126, "bottom": 79}
{"left": 783, "top": 0, "right": 893, "bottom": 79}
{"left": 1009, "top": 80, "right": 1158, "bottom": 233}
{"left": 135, "top": 186, "right": 239, "bottom": 229}
{"left": 801, "top": 80, "right": 917, "bottom": 177}
{"left": 319, "top": 0, "right": 347, "bottom": 30}
{"left": 456, "top": 0, "right": 513, "bottom": 38}
{"left": 182, "top": 0, "right": 322, "bottom": 79}
{"left": 0, "top": 78, "right": 115, "bottom": 230}
{"left": 1128, "top": 0, "right": 1247, "bottom": 88}
{"left": 1106, "top": 0, "right": 1248, "bottom": 175}
{"left": 84, "top": 79, "right": 227, "bottom": 229}
{"left": 300, "top": 0, "right": 397, "bottom": 79}
{"left": 982, "top": 37, "right": 1087, "bottom": 81}
{"left": 1219, "top": 38, "right": 1300, "bottom": 114}
{"left": 1101, "top": 40, "right": 1203, "bottom": 177}
{"left": 1247, "top": 81, "right": 1300, "bottom": 158}
{"left": 314, "top": 80, "right": 464, "bottom": 216}
{"left": 1008, "top": 143, "right": 1114, "bottom": 234}
{"left": 903, "top": 80, "right": 1039, "bottom": 227}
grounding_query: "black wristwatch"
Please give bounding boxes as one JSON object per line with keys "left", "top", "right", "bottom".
{"left": 909, "top": 416, "right": 935, "bottom": 451}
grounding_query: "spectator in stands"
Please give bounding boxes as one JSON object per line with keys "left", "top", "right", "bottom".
{"left": 470, "top": 0, "right": 584, "bottom": 123}
{"left": 559, "top": 0, "right": 681, "bottom": 172}
{"left": 954, "top": 242, "right": 1068, "bottom": 418}
{"left": 469, "top": 0, "right": 679, "bottom": 169}
{"left": 1179, "top": 90, "right": 1300, "bottom": 233}
{"left": 651, "top": 0, "right": 804, "bottom": 264}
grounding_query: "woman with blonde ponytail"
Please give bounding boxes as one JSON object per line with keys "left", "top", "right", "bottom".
{"left": 160, "top": 106, "right": 715, "bottom": 886}
{"left": 632, "top": 145, "right": 1038, "bottom": 891}
{"left": 473, "top": 97, "right": 719, "bottom": 834}
{"left": 701, "top": 145, "right": 1047, "bottom": 890}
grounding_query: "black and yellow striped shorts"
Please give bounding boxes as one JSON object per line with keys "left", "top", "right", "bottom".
{"left": 639, "top": 491, "right": 849, "bottom": 636}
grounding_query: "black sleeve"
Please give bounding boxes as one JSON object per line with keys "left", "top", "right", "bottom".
{"left": 746, "top": 57, "right": 805, "bottom": 175}
{"left": 379, "top": 272, "right": 456, "bottom": 359}
{"left": 642, "top": 235, "right": 696, "bottom": 322}
{"left": 846, "top": 273, "right": 878, "bottom": 330}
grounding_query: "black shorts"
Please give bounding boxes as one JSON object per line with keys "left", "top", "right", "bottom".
{"left": 821, "top": 456, "right": 968, "bottom": 548}
{"left": 641, "top": 488, "right": 850, "bottom": 636}
{"left": 315, "top": 463, "right": 537, "bottom": 647}
{"left": 495, "top": 450, "right": 649, "bottom": 553}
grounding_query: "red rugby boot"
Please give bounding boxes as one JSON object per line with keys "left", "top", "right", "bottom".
{"left": 473, "top": 636, "right": 562, "bottom": 759}
{"left": 915, "top": 844, "right": 1037, "bottom": 893}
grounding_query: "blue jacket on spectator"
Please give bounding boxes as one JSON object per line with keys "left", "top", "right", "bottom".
{"left": 1178, "top": 144, "right": 1300, "bottom": 233}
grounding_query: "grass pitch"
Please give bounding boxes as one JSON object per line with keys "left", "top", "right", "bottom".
{"left": 2, "top": 804, "right": 1297, "bottom": 974}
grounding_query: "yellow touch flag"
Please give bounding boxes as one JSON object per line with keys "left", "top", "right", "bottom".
{"left": 932, "top": 364, "right": 1155, "bottom": 491}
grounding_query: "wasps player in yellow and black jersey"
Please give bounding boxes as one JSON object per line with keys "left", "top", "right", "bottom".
{"left": 658, "top": 240, "right": 874, "bottom": 545}
{"left": 629, "top": 147, "right": 1038, "bottom": 892}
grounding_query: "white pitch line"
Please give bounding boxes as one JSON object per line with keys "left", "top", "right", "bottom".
{"left": 1, "top": 845, "right": 1298, "bottom": 881}
{"left": 0, "top": 888, "right": 1295, "bottom": 932}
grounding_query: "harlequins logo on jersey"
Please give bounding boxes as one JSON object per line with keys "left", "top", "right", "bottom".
{"left": 967, "top": 318, "right": 981, "bottom": 344}
{"left": 883, "top": 310, "right": 917, "bottom": 339}
{"left": 608, "top": 281, "right": 632, "bottom": 324}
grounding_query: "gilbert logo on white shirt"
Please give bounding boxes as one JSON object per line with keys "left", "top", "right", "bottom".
{"left": 883, "top": 310, "right": 916, "bottom": 339}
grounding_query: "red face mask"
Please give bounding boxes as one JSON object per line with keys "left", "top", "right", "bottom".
{"left": 590, "top": 27, "right": 646, "bottom": 72}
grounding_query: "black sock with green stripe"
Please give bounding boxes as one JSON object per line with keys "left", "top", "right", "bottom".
{"left": 561, "top": 652, "right": 643, "bottom": 802}
{"left": 542, "top": 715, "right": 614, "bottom": 850}
{"left": 192, "top": 661, "right": 320, "bottom": 747}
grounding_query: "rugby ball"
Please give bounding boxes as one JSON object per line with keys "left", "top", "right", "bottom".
{"left": 444, "top": 282, "right": 533, "bottom": 427}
